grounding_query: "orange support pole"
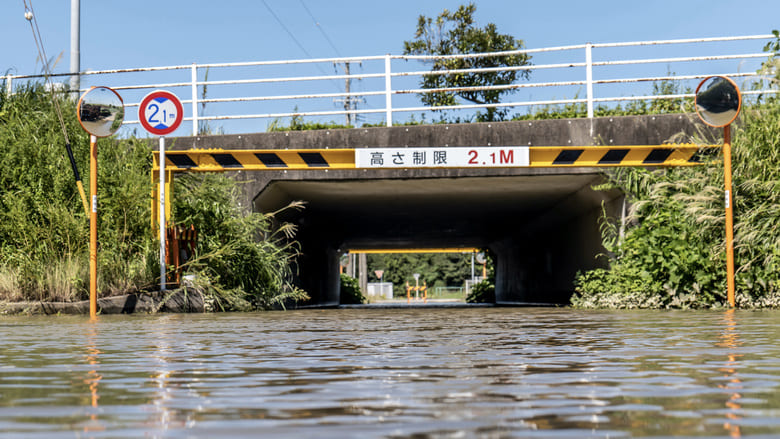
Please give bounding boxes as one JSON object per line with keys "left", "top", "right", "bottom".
{"left": 723, "top": 125, "right": 736, "bottom": 307}
{"left": 89, "top": 135, "right": 98, "bottom": 320}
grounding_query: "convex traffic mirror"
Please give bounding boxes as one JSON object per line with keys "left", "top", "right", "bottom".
{"left": 695, "top": 76, "right": 742, "bottom": 127}
{"left": 77, "top": 86, "right": 124, "bottom": 137}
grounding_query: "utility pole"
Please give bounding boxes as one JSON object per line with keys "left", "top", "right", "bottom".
{"left": 70, "top": 0, "right": 80, "bottom": 94}
{"left": 358, "top": 252, "right": 367, "bottom": 295}
{"left": 343, "top": 62, "right": 353, "bottom": 126}
{"left": 335, "top": 62, "right": 361, "bottom": 126}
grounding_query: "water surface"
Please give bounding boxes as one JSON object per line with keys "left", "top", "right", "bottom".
{"left": 1, "top": 308, "right": 779, "bottom": 438}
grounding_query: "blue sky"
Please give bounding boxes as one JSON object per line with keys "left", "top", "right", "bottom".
{"left": 2, "top": 1, "right": 778, "bottom": 134}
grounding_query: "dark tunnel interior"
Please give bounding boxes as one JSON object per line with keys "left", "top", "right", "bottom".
{"left": 253, "top": 174, "right": 623, "bottom": 306}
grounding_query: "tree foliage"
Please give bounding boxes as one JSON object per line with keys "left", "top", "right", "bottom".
{"left": 366, "top": 252, "right": 475, "bottom": 293}
{"left": 403, "top": 3, "right": 532, "bottom": 122}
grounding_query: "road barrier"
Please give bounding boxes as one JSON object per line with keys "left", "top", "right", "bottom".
{"left": 5, "top": 35, "right": 777, "bottom": 133}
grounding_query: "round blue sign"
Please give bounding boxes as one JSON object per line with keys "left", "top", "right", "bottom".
{"left": 139, "top": 90, "right": 184, "bottom": 136}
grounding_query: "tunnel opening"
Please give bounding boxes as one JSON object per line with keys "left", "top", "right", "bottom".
{"left": 253, "top": 173, "right": 623, "bottom": 307}
{"left": 339, "top": 248, "right": 490, "bottom": 305}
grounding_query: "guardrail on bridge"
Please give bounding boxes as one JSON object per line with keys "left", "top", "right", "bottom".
{"left": 3, "top": 34, "right": 778, "bottom": 135}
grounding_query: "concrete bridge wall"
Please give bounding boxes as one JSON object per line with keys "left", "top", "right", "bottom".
{"left": 170, "top": 114, "right": 708, "bottom": 306}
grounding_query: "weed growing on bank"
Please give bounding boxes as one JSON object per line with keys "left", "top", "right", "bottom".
{"left": 0, "top": 83, "right": 305, "bottom": 310}
{"left": 572, "top": 36, "right": 780, "bottom": 309}
{"left": 0, "top": 82, "right": 149, "bottom": 301}
{"left": 572, "top": 98, "right": 780, "bottom": 309}
{"left": 171, "top": 174, "right": 308, "bottom": 310}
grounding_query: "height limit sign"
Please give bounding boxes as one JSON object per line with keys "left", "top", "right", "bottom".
{"left": 141, "top": 90, "right": 183, "bottom": 292}
{"left": 139, "top": 90, "right": 183, "bottom": 136}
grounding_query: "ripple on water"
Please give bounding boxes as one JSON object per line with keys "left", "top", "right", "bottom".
{"left": 0, "top": 308, "right": 778, "bottom": 438}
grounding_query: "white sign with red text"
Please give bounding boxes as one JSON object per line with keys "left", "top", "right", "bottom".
{"left": 355, "top": 147, "right": 529, "bottom": 168}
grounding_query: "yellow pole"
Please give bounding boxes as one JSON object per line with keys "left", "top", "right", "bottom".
{"left": 723, "top": 125, "right": 736, "bottom": 307}
{"left": 89, "top": 134, "right": 98, "bottom": 319}
{"left": 76, "top": 180, "right": 89, "bottom": 218}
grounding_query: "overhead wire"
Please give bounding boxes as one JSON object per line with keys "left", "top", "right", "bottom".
{"left": 299, "top": 0, "right": 342, "bottom": 58}
{"left": 261, "top": 0, "right": 314, "bottom": 59}
{"left": 297, "top": 0, "right": 373, "bottom": 118}
{"left": 260, "top": 0, "right": 342, "bottom": 91}
{"left": 22, "top": 0, "right": 90, "bottom": 216}
{"left": 23, "top": 0, "right": 70, "bottom": 143}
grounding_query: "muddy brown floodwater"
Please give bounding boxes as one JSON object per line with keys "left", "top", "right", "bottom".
{"left": 1, "top": 307, "right": 779, "bottom": 438}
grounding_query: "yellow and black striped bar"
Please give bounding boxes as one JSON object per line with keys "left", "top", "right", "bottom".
{"left": 152, "top": 144, "right": 719, "bottom": 172}
{"left": 154, "top": 149, "right": 355, "bottom": 171}
{"left": 529, "top": 144, "right": 719, "bottom": 167}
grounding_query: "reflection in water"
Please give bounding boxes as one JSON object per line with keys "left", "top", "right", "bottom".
{"left": 147, "top": 315, "right": 196, "bottom": 431}
{"left": 718, "top": 309, "right": 743, "bottom": 438}
{"left": 82, "top": 321, "right": 104, "bottom": 433}
{"left": 150, "top": 316, "right": 173, "bottom": 432}
{"left": 0, "top": 309, "right": 778, "bottom": 438}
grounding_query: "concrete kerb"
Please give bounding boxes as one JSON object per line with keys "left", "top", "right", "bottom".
{"left": 0, "top": 288, "right": 205, "bottom": 316}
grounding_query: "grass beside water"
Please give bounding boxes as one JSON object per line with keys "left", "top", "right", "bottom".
{"left": 0, "top": 83, "right": 306, "bottom": 310}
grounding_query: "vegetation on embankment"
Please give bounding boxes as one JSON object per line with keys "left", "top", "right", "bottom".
{"left": 571, "top": 38, "right": 780, "bottom": 309}
{"left": 0, "top": 83, "right": 306, "bottom": 311}
{"left": 573, "top": 111, "right": 780, "bottom": 307}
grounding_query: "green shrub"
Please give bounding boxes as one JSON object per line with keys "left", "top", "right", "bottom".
{"left": 574, "top": 97, "right": 780, "bottom": 309}
{"left": 0, "top": 83, "right": 156, "bottom": 300}
{"left": 339, "top": 274, "right": 365, "bottom": 304}
{"left": 172, "top": 174, "right": 308, "bottom": 310}
{"left": 466, "top": 278, "right": 494, "bottom": 303}
{"left": 0, "top": 83, "right": 308, "bottom": 310}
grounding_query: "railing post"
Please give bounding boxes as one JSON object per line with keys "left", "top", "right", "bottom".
{"left": 191, "top": 63, "right": 198, "bottom": 136}
{"left": 384, "top": 54, "right": 392, "bottom": 127}
{"left": 585, "top": 42, "right": 594, "bottom": 119}
{"left": 5, "top": 76, "right": 11, "bottom": 96}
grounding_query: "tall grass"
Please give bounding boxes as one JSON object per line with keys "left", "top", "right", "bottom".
{"left": 1, "top": 83, "right": 99, "bottom": 300}
{"left": 172, "top": 174, "right": 308, "bottom": 310}
{"left": 573, "top": 89, "right": 780, "bottom": 308}
{"left": 0, "top": 83, "right": 306, "bottom": 309}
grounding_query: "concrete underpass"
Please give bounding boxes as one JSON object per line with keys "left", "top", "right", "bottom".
{"left": 171, "top": 114, "right": 706, "bottom": 306}
{"left": 254, "top": 171, "right": 621, "bottom": 305}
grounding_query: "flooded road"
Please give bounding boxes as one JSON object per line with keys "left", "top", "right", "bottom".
{"left": 1, "top": 307, "right": 779, "bottom": 438}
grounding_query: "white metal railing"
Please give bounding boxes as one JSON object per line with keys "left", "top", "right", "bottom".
{"left": 3, "top": 34, "right": 778, "bottom": 136}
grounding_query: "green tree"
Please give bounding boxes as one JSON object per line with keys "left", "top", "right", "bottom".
{"left": 367, "top": 252, "right": 474, "bottom": 294}
{"left": 403, "top": 3, "right": 532, "bottom": 122}
{"left": 760, "top": 30, "right": 779, "bottom": 87}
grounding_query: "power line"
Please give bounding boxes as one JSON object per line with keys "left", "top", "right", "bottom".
{"left": 295, "top": 1, "right": 367, "bottom": 123}
{"left": 22, "top": 0, "right": 90, "bottom": 216}
{"left": 261, "top": 0, "right": 314, "bottom": 59}
{"left": 260, "top": 0, "right": 341, "bottom": 92}
{"left": 299, "top": 0, "right": 341, "bottom": 57}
